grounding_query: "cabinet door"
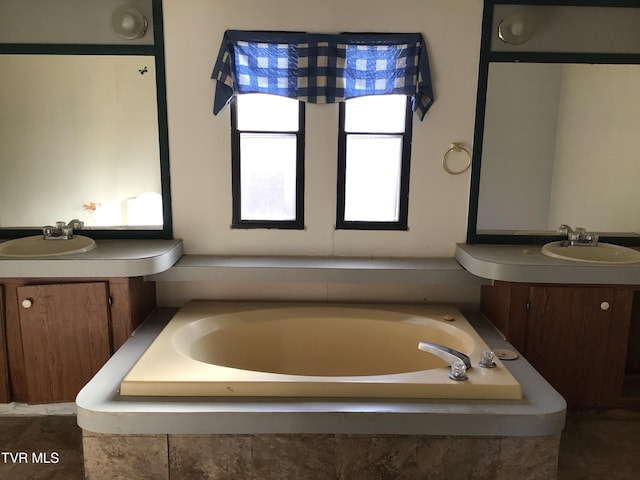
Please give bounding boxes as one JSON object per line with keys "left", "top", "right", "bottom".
{"left": 17, "top": 282, "right": 111, "bottom": 404}
{"left": 526, "top": 286, "right": 614, "bottom": 406}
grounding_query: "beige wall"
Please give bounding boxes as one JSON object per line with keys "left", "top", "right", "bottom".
{"left": 162, "top": 0, "right": 483, "bottom": 257}
{"left": 158, "top": 0, "right": 483, "bottom": 307}
{"left": 0, "top": 55, "right": 160, "bottom": 227}
{"left": 549, "top": 64, "right": 640, "bottom": 233}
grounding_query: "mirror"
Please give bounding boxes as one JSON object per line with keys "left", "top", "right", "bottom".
{"left": 0, "top": 0, "right": 171, "bottom": 239}
{"left": 467, "top": 1, "right": 640, "bottom": 245}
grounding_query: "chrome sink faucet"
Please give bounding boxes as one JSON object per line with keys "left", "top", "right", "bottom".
{"left": 42, "top": 219, "right": 84, "bottom": 240}
{"left": 558, "top": 224, "right": 599, "bottom": 247}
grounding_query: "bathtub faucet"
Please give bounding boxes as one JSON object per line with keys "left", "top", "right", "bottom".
{"left": 418, "top": 341, "right": 472, "bottom": 381}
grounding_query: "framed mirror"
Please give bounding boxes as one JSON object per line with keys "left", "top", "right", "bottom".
{"left": 0, "top": 0, "right": 171, "bottom": 239}
{"left": 467, "top": 0, "right": 640, "bottom": 245}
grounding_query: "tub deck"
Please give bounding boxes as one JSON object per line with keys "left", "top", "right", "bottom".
{"left": 76, "top": 307, "right": 566, "bottom": 437}
{"left": 119, "top": 302, "right": 522, "bottom": 400}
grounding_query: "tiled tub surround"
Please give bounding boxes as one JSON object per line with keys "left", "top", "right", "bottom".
{"left": 82, "top": 432, "right": 561, "bottom": 480}
{"left": 77, "top": 308, "right": 566, "bottom": 480}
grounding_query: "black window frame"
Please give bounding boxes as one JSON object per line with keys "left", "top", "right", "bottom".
{"left": 336, "top": 96, "right": 414, "bottom": 231}
{"left": 230, "top": 95, "right": 306, "bottom": 229}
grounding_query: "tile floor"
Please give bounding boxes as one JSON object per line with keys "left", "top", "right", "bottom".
{"left": 0, "top": 410, "right": 638, "bottom": 479}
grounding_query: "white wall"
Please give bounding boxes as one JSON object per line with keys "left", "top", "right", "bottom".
{"left": 160, "top": 0, "right": 483, "bottom": 307}
{"left": 476, "top": 63, "right": 562, "bottom": 232}
{"left": 0, "top": 55, "right": 160, "bottom": 227}
{"left": 162, "top": 0, "right": 483, "bottom": 257}
{"left": 548, "top": 64, "right": 640, "bottom": 233}
{"left": 0, "top": 0, "right": 153, "bottom": 45}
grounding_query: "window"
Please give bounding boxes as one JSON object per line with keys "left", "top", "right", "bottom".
{"left": 230, "top": 93, "right": 305, "bottom": 228}
{"left": 336, "top": 94, "right": 413, "bottom": 230}
{"left": 214, "top": 31, "right": 432, "bottom": 232}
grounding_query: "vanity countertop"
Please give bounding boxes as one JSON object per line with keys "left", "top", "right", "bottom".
{"left": 0, "top": 238, "right": 183, "bottom": 278}
{"left": 456, "top": 243, "right": 640, "bottom": 284}
{"left": 148, "top": 254, "right": 489, "bottom": 285}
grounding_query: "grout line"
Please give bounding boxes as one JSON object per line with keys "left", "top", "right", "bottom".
{"left": 0, "top": 402, "right": 76, "bottom": 416}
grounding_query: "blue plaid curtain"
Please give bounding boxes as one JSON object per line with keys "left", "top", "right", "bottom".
{"left": 212, "top": 30, "right": 434, "bottom": 120}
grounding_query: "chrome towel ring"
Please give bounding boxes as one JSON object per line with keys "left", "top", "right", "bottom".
{"left": 442, "top": 143, "right": 471, "bottom": 175}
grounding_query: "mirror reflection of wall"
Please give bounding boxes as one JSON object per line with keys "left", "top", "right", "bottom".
{"left": 469, "top": 1, "right": 640, "bottom": 244}
{"left": 477, "top": 62, "right": 640, "bottom": 235}
{"left": 0, "top": 0, "right": 171, "bottom": 238}
{"left": 0, "top": 55, "right": 161, "bottom": 228}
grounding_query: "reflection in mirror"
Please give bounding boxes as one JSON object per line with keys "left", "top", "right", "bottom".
{"left": 468, "top": 1, "right": 640, "bottom": 245}
{"left": 477, "top": 62, "right": 640, "bottom": 236}
{"left": 0, "top": 55, "right": 163, "bottom": 230}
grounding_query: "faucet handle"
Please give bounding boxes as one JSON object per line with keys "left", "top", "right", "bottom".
{"left": 568, "top": 227, "right": 585, "bottom": 241}
{"left": 558, "top": 224, "right": 572, "bottom": 235}
{"left": 449, "top": 360, "right": 468, "bottom": 381}
{"left": 479, "top": 350, "right": 497, "bottom": 368}
{"left": 68, "top": 219, "right": 84, "bottom": 229}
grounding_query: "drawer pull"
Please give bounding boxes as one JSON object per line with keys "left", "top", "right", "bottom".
{"left": 21, "top": 299, "right": 33, "bottom": 309}
{"left": 600, "top": 302, "right": 610, "bottom": 311}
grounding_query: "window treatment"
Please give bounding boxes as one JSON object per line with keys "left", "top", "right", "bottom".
{"left": 212, "top": 30, "right": 434, "bottom": 120}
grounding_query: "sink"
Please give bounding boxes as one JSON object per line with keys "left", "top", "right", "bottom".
{"left": 0, "top": 235, "right": 96, "bottom": 258}
{"left": 541, "top": 241, "right": 640, "bottom": 264}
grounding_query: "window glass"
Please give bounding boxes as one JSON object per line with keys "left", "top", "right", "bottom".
{"left": 239, "top": 133, "right": 298, "bottom": 221}
{"left": 344, "top": 135, "right": 403, "bottom": 222}
{"left": 344, "top": 94, "right": 407, "bottom": 133}
{"left": 236, "top": 93, "right": 299, "bottom": 132}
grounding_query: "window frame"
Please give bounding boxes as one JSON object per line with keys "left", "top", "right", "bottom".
{"left": 336, "top": 95, "right": 414, "bottom": 231}
{"left": 230, "top": 95, "right": 306, "bottom": 229}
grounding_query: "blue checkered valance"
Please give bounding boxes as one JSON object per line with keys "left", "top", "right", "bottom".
{"left": 211, "top": 30, "right": 434, "bottom": 120}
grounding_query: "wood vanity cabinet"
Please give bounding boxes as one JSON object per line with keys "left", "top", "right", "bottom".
{"left": 481, "top": 281, "right": 639, "bottom": 409}
{"left": 0, "top": 285, "right": 10, "bottom": 403}
{"left": 0, "top": 277, "right": 155, "bottom": 404}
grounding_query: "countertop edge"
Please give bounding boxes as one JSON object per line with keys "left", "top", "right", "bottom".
{"left": 76, "top": 307, "right": 566, "bottom": 437}
{"left": 455, "top": 243, "right": 640, "bottom": 284}
{"left": 0, "top": 239, "right": 183, "bottom": 278}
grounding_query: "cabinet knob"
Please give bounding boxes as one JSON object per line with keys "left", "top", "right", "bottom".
{"left": 21, "top": 299, "right": 33, "bottom": 309}
{"left": 600, "top": 301, "right": 610, "bottom": 311}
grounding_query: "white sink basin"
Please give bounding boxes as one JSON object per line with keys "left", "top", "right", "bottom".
{"left": 541, "top": 241, "right": 640, "bottom": 264}
{"left": 0, "top": 235, "right": 96, "bottom": 258}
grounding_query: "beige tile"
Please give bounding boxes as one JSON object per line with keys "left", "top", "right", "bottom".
{"left": 2, "top": 416, "right": 81, "bottom": 451}
{"left": 0, "top": 416, "right": 84, "bottom": 480}
{"left": 169, "top": 434, "right": 251, "bottom": 479}
{"left": 251, "top": 434, "right": 335, "bottom": 480}
{"left": 496, "top": 435, "right": 560, "bottom": 480}
{"left": 335, "top": 435, "right": 417, "bottom": 480}
{"left": 82, "top": 434, "right": 168, "bottom": 480}
{"left": 9, "top": 411, "right": 640, "bottom": 480}
{"left": 557, "top": 414, "right": 640, "bottom": 480}
{"left": 416, "top": 436, "right": 500, "bottom": 480}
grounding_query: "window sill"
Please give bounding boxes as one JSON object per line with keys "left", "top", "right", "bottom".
{"left": 146, "top": 255, "right": 488, "bottom": 285}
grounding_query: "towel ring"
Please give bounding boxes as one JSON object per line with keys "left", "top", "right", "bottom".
{"left": 442, "top": 143, "right": 471, "bottom": 175}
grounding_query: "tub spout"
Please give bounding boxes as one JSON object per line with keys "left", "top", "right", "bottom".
{"left": 417, "top": 341, "right": 472, "bottom": 370}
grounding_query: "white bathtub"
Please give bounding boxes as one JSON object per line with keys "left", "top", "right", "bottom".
{"left": 120, "top": 302, "right": 522, "bottom": 400}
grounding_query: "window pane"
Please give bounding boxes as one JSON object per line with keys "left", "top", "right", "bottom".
{"left": 344, "top": 135, "right": 403, "bottom": 222}
{"left": 240, "top": 133, "right": 297, "bottom": 221}
{"left": 344, "top": 95, "right": 407, "bottom": 133}
{"left": 237, "top": 94, "right": 299, "bottom": 132}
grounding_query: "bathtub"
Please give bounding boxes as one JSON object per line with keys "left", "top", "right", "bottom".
{"left": 120, "top": 301, "right": 522, "bottom": 400}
